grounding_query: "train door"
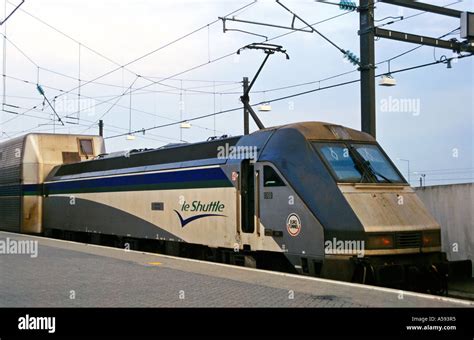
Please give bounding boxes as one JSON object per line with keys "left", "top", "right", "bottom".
{"left": 239, "top": 159, "right": 263, "bottom": 239}
{"left": 240, "top": 159, "right": 255, "bottom": 234}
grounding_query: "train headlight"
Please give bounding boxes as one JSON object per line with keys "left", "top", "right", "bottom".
{"left": 367, "top": 234, "right": 394, "bottom": 249}
{"left": 422, "top": 231, "right": 441, "bottom": 247}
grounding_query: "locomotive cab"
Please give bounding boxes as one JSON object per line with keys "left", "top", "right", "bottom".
{"left": 233, "top": 121, "right": 457, "bottom": 290}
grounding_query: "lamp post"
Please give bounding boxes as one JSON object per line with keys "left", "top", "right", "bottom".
{"left": 413, "top": 172, "right": 427, "bottom": 187}
{"left": 397, "top": 158, "right": 410, "bottom": 185}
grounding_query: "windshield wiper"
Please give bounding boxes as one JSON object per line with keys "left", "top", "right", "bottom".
{"left": 364, "top": 160, "right": 393, "bottom": 183}
{"left": 348, "top": 145, "right": 393, "bottom": 184}
{"left": 347, "top": 146, "right": 377, "bottom": 183}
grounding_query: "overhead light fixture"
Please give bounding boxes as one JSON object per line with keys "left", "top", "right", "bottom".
{"left": 258, "top": 102, "right": 272, "bottom": 112}
{"left": 379, "top": 74, "right": 397, "bottom": 87}
{"left": 126, "top": 134, "right": 136, "bottom": 141}
{"left": 379, "top": 60, "right": 397, "bottom": 87}
{"left": 180, "top": 121, "right": 192, "bottom": 129}
{"left": 258, "top": 91, "right": 272, "bottom": 112}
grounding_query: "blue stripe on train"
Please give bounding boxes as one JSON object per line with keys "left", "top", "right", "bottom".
{"left": 44, "top": 167, "right": 230, "bottom": 193}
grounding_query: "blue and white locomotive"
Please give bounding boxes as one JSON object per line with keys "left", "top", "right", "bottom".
{"left": 1, "top": 122, "right": 466, "bottom": 291}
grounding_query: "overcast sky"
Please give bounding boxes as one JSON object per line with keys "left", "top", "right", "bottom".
{"left": 0, "top": 0, "right": 472, "bottom": 186}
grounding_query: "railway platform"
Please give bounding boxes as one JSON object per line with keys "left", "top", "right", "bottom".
{"left": 0, "top": 231, "right": 472, "bottom": 308}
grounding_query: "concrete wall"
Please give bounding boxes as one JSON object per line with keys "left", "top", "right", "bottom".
{"left": 415, "top": 183, "right": 473, "bottom": 275}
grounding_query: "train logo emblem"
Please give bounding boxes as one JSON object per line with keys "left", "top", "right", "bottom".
{"left": 286, "top": 213, "right": 301, "bottom": 237}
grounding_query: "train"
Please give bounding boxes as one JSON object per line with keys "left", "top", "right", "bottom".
{"left": 0, "top": 121, "right": 470, "bottom": 292}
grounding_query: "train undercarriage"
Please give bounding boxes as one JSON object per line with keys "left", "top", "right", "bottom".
{"left": 42, "top": 228, "right": 471, "bottom": 296}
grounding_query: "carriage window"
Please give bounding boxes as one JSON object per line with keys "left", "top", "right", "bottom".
{"left": 78, "top": 139, "right": 94, "bottom": 156}
{"left": 264, "top": 166, "right": 285, "bottom": 187}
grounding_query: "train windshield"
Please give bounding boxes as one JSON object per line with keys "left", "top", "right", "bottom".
{"left": 313, "top": 142, "right": 405, "bottom": 184}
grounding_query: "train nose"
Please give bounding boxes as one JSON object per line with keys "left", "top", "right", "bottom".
{"left": 338, "top": 185, "right": 440, "bottom": 234}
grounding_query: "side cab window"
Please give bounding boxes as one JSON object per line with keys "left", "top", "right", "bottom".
{"left": 263, "top": 165, "right": 285, "bottom": 187}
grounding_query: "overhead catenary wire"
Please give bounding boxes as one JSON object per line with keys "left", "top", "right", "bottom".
{"left": 66, "top": 9, "right": 357, "bottom": 123}
{"left": 1, "top": 0, "right": 24, "bottom": 26}
{"left": 79, "top": 75, "right": 141, "bottom": 133}
{"left": 237, "top": 26, "right": 466, "bottom": 95}
{"left": 4, "top": 1, "right": 355, "bottom": 131}
{"left": 2, "top": 102, "right": 186, "bottom": 143}
{"left": 2, "top": 30, "right": 243, "bottom": 93}
{"left": 276, "top": 0, "right": 351, "bottom": 56}
{"left": 1, "top": 0, "right": 256, "bottom": 136}
{"left": 3, "top": 23, "right": 464, "bottom": 135}
{"left": 0, "top": 26, "right": 238, "bottom": 134}
{"left": 420, "top": 177, "right": 474, "bottom": 182}
{"left": 202, "top": 26, "right": 462, "bottom": 97}
{"left": 0, "top": 32, "right": 240, "bottom": 96}
{"left": 7, "top": 33, "right": 471, "bottom": 140}
{"left": 14, "top": 0, "right": 258, "bottom": 103}
{"left": 7, "top": 1, "right": 262, "bottom": 132}
{"left": 104, "top": 52, "right": 473, "bottom": 140}
{"left": 8, "top": 122, "right": 185, "bottom": 144}
{"left": 223, "top": 1, "right": 361, "bottom": 64}
{"left": 2, "top": 74, "right": 229, "bottom": 135}
{"left": 374, "top": 15, "right": 402, "bottom": 22}
{"left": 0, "top": 32, "right": 245, "bottom": 98}
{"left": 265, "top": 11, "right": 353, "bottom": 42}
{"left": 410, "top": 167, "right": 474, "bottom": 174}
{"left": 3, "top": 1, "right": 469, "bottom": 142}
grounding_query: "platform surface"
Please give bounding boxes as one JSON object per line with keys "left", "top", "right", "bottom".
{"left": 0, "top": 231, "right": 472, "bottom": 308}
